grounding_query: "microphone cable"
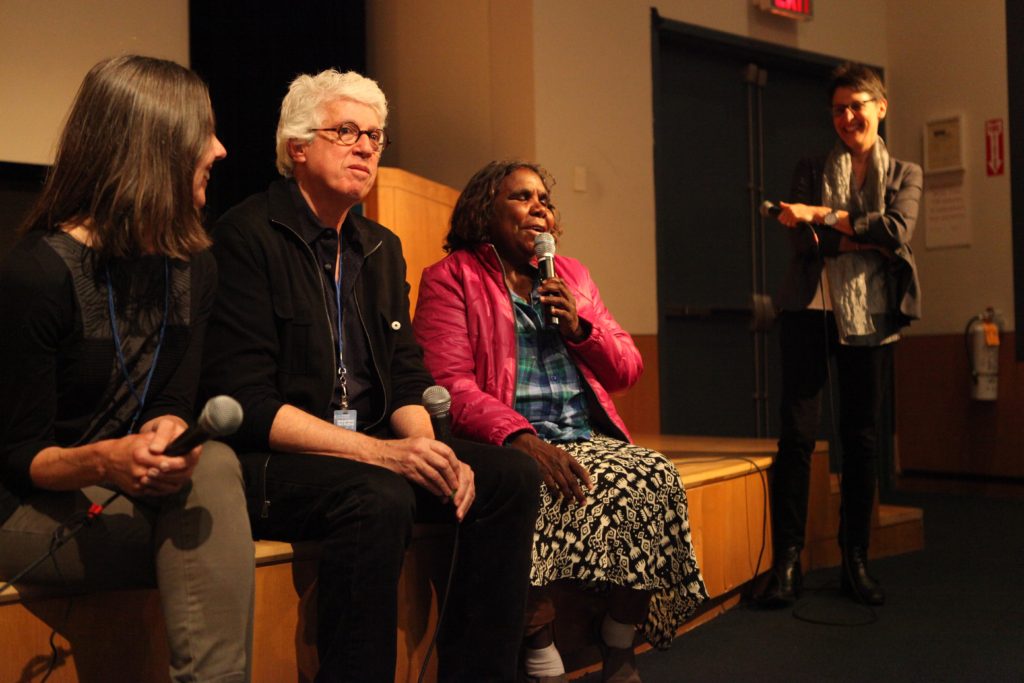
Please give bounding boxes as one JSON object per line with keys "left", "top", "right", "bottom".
{"left": 415, "top": 386, "right": 463, "bottom": 681}
{"left": 0, "top": 489, "right": 122, "bottom": 681}
{"left": 673, "top": 454, "right": 771, "bottom": 592}
{"left": 1, "top": 395, "right": 240, "bottom": 595}
{"left": 416, "top": 521, "right": 461, "bottom": 683}
{"left": 0, "top": 489, "right": 121, "bottom": 596}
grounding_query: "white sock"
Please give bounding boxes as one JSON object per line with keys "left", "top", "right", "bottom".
{"left": 601, "top": 614, "right": 637, "bottom": 650}
{"left": 524, "top": 642, "right": 565, "bottom": 677}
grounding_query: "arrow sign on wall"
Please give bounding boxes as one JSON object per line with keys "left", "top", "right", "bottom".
{"left": 986, "top": 119, "right": 1005, "bottom": 176}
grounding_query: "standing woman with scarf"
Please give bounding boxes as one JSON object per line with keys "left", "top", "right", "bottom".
{"left": 755, "top": 62, "right": 922, "bottom": 607}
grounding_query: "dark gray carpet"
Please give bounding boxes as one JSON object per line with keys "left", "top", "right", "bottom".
{"left": 580, "top": 491, "right": 1024, "bottom": 682}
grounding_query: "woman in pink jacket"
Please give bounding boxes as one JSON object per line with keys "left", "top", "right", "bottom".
{"left": 414, "top": 161, "right": 706, "bottom": 683}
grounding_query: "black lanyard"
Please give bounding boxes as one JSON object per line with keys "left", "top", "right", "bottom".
{"left": 105, "top": 258, "right": 169, "bottom": 433}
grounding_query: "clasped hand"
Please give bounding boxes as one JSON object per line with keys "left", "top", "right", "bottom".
{"left": 108, "top": 417, "right": 198, "bottom": 497}
{"left": 379, "top": 437, "right": 475, "bottom": 520}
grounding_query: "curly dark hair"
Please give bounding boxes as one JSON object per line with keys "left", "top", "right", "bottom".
{"left": 445, "top": 160, "right": 562, "bottom": 252}
{"left": 828, "top": 62, "right": 886, "bottom": 103}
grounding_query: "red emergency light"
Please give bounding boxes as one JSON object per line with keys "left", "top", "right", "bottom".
{"left": 759, "top": 0, "right": 813, "bottom": 20}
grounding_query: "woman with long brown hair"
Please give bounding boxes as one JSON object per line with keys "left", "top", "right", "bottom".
{"left": 0, "top": 55, "right": 253, "bottom": 681}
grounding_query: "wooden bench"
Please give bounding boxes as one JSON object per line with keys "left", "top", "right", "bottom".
{"left": 0, "top": 434, "right": 923, "bottom": 682}
{"left": 0, "top": 524, "right": 453, "bottom": 683}
{"left": 0, "top": 436, "right": 775, "bottom": 682}
{"left": 553, "top": 434, "right": 778, "bottom": 678}
{"left": 246, "top": 435, "right": 788, "bottom": 681}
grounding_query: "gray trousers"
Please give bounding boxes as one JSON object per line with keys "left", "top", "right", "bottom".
{"left": 0, "top": 441, "right": 254, "bottom": 682}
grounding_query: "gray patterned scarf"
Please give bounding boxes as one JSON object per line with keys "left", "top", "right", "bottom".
{"left": 822, "top": 138, "right": 898, "bottom": 346}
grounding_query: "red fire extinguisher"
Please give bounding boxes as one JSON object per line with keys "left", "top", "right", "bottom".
{"left": 965, "top": 307, "right": 1001, "bottom": 401}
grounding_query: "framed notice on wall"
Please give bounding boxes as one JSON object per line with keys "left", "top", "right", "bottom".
{"left": 923, "top": 115, "right": 965, "bottom": 173}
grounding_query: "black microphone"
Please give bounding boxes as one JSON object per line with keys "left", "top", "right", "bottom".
{"left": 164, "top": 395, "right": 244, "bottom": 456}
{"left": 534, "top": 232, "right": 559, "bottom": 328}
{"left": 422, "top": 385, "right": 452, "bottom": 443}
{"left": 761, "top": 200, "right": 820, "bottom": 249}
{"left": 760, "top": 200, "right": 783, "bottom": 218}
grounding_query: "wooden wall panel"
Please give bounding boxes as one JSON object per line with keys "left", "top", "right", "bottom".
{"left": 895, "top": 333, "right": 1024, "bottom": 479}
{"left": 363, "top": 167, "right": 459, "bottom": 315}
{"left": 611, "top": 334, "right": 660, "bottom": 436}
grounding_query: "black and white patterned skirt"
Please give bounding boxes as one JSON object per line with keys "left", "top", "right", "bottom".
{"left": 531, "top": 434, "right": 708, "bottom": 649}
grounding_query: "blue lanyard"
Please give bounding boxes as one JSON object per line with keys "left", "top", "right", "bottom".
{"left": 106, "top": 258, "right": 169, "bottom": 433}
{"left": 334, "top": 243, "right": 349, "bottom": 409}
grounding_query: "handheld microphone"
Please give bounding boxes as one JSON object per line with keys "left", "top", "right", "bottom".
{"left": 533, "top": 232, "right": 559, "bottom": 328}
{"left": 422, "top": 385, "right": 453, "bottom": 443}
{"left": 761, "top": 200, "right": 819, "bottom": 250}
{"left": 164, "top": 395, "right": 244, "bottom": 456}
{"left": 759, "top": 200, "right": 783, "bottom": 219}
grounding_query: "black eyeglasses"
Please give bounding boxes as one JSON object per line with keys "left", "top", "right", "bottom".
{"left": 308, "top": 122, "right": 390, "bottom": 152}
{"left": 831, "top": 99, "right": 876, "bottom": 118}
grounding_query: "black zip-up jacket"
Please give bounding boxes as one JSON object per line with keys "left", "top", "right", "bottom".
{"left": 201, "top": 179, "right": 433, "bottom": 453}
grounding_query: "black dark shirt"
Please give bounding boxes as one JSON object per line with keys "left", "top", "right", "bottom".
{"left": 0, "top": 231, "right": 215, "bottom": 524}
{"left": 286, "top": 181, "right": 380, "bottom": 429}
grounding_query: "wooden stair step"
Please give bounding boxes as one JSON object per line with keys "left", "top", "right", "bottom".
{"left": 877, "top": 503, "right": 923, "bottom": 527}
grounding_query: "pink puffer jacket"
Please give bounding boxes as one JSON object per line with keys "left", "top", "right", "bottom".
{"left": 413, "top": 244, "right": 642, "bottom": 446}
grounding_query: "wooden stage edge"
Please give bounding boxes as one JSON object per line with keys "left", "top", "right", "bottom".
{"left": 1, "top": 434, "right": 927, "bottom": 683}
{"left": 0, "top": 435, "right": 782, "bottom": 683}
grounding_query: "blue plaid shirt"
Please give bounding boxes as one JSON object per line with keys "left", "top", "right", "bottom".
{"left": 511, "top": 285, "right": 592, "bottom": 443}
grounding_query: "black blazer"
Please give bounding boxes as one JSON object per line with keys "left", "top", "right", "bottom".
{"left": 775, "top": 155, "right": 922, "bottom": 327}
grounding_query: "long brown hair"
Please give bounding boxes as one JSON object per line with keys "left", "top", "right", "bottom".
{"left": 21, "top": 55, "right": 214, "bottom": 261}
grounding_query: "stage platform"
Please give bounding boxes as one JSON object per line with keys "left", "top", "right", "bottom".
{"left": 0, "top": 434, "right": 924, "bottom": 682}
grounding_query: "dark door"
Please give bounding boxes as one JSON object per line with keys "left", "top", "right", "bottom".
{"left": 652, "top": 20, "right": 838, "bottom": 438}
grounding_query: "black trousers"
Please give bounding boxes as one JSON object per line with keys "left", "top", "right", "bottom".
{"left": 772, "top": 310, "right": 891, "bottom": 554}
{"left": 241, "top": 437, "right": 540, "bottom": 683}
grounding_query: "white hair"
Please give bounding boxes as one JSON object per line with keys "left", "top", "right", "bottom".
{"left": 275, "top": 69, "right": 389, "bottom": 177}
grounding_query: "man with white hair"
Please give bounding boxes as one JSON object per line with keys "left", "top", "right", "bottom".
{"left": 201, "top": 69, "right": 540, "bottom": 683}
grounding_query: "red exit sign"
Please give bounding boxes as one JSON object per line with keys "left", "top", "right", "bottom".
{"left": 758, "top": 0, "right": 813, "bottom": 20}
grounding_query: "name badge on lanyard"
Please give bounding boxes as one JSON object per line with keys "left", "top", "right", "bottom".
{"left": 333, "top": 243, "right": 356, "bottom": 431}
{"left": 334, "top": 409, "right": 357, "bottom": 431}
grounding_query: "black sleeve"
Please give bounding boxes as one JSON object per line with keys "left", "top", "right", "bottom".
{"left": 383, "top": 234, "right": 434, "bottom": 416}
{"left": 848, "top": 161, "right": 923, "bottom": 249}
{"left": 0, "top": 240, "right": 73, "bottom": 495}
{"left": 201, "top": 218, "right": 285, "bottom": 451}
